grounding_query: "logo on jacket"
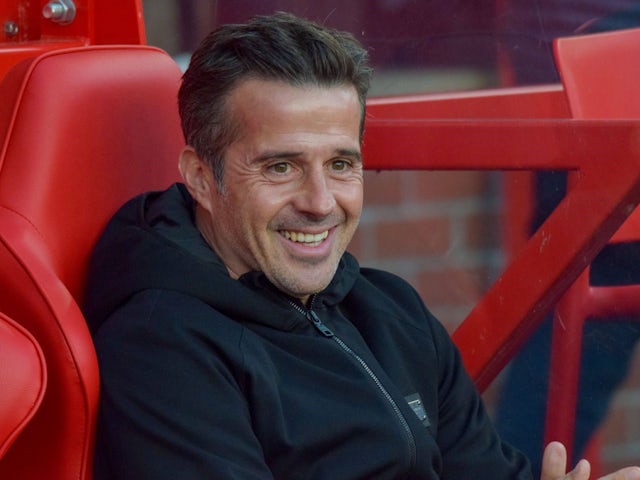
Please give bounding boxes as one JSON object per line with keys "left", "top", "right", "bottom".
{"left": 405, "top": 393, "right": 430, "bottom": 428}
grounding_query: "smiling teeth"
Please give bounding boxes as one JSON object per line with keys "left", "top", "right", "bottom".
{"left": 281, "top": 230, "right": 329, "bottom": 245}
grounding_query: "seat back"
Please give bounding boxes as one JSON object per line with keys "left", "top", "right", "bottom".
{"left": 0, "top": 46, "right": 183, "bottom": 479}
{"left": 554, "top": 28, "right": 640, "bottom": 120}
{"left": 554, "top": 27, "right": 640, "bottom": 242}
{"left": 0, "top": 312, "right": 46, "bottom": 459}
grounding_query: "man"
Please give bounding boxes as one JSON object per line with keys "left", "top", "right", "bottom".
{"left": 84, "top": 12, "right": 640, "bottom": 480}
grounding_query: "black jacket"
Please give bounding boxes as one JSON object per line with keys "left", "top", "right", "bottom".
{"left": 85, "top": 183, "right": 531, "bottom": 480}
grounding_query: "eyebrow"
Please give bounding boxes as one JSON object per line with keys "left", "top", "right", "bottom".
{"left": 253, "top": 151, "right": 302, "bottom": 164}
{"left": 336, "top": 148, "right": 362, "bottom": 163}
{"left": 253, "top": 148, "right": 362, "bottom": 164}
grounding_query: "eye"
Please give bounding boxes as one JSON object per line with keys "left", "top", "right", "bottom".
{"left": 330, "top": 159, "right": 350, "bottom": 171}
{"left": 269, "top": 162, "right": 291, "bottom": 174}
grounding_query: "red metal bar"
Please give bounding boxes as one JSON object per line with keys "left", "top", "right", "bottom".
{"left": 544, "top": 269, "right": 589, "bottom": 459}
{"left": 368, "top": 84, "right": 569, "bottom": 119}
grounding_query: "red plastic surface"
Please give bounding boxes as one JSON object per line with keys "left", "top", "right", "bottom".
{"left": 0, "top": 312, "right": 46, "bottom": 459}
{"left": 0, "top": 46, "right": 182, "bottom": 479}
{"left": 0, "top": 0, "right": 145, "bottom": 81}
{"left": 543, "top": 27, "right": 640, "bottom": 460}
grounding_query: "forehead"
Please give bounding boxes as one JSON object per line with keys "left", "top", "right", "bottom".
{"left": 226, "top": 79, "right": 362, "bottom": 140}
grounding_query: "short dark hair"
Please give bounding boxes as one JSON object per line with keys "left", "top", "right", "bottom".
{"left": 178, "top": 12, "right": 372, "bottom": 186}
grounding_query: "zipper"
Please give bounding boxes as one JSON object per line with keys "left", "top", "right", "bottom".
{"left": 289, "top": 298, "right": 417, "bottom": 470}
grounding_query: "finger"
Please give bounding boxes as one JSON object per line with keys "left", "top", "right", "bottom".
{"left": 567, "top": 459, "right": 591, "bottom": 480}
{"left": 541, "top": 442, "right": 568, "bottom": 480}
{"left": 597, "top": 466, "right": 640, "bottom": 480}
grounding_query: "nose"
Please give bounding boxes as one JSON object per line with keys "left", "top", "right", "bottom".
{"left": 294, "top": 167, "right": 337, "bottom": 219}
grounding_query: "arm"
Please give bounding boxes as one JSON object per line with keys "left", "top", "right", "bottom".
{"left": 430, "top": 315, "right": 531, "bottom": 479}
{"left": 93, "top": 290, "right": 274, "bottom": 480}
{"left": 360, "top": 273, "right": 532, "bottom": 478}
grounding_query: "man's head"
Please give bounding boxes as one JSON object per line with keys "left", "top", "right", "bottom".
{"left": 178, "top": 11, "right": 372, "bottom": 186}
{"left": 178, "top": 13, "right": 372, "bottom": 304}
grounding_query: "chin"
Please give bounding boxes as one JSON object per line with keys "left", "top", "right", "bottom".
{"left": 278, "top": 277, "right": 332, "bottom": 301}
{"left": 270, "top": 260, "right": 339, "bottom": 298}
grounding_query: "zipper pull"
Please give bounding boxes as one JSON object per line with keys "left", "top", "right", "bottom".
{"left": 307, "top": 310, "right": 334, "bottom": 338}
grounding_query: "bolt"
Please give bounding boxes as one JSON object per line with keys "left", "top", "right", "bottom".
{"left": 3, "top": 21, "right": 19, "bottom": 37}
{"left": 42, "top": 0, "right": 76, "bottom": 25}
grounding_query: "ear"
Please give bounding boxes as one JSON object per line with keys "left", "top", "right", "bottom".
{"left": 179, "top": 146, "right": 215, "bottom": 212}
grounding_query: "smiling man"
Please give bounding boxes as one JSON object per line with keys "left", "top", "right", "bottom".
{"left": 84, "top": 12, "right": 640, "bottom": 480}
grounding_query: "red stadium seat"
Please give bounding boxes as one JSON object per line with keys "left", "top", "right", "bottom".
{"left": 544, "top": 27, "right": 640, "bottom": 462}
{"left": 0, "top": 46, "right": 183, "bottom": 479}
{"left": 0, "top": 312, "right": 46, "bottom": 459}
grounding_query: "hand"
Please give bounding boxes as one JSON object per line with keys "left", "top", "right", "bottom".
{"left": 541, "top": 441, "right": 640, "bottom": 480}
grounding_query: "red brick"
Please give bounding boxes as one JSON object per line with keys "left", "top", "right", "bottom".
{"left": 619, "top": 349, "right": 640, "bottom": 389}
{"left": 427, "top": 305, "right": 474, "bottom": 333}
{"left": 362, "top": 170, "right": 406, "bottom": 205}
{"left": 347, "top": 230, "right": 364, "bottom": 260}
{"left": 600, "top": 402, "right": 628, "bottom": 446}
{"left": 416, "top": 266, "right": 487, "bottom": 307}
{"left": 348, "top": 223, "right": 378, "bottom": 261}
{"left": 599, "top": 400, "right": 640, "bottom": 472}
{"left": 374, "top": 216, "right": 450, "bottom": 258}
{"left": 412, "top": 171, "right": 489, "bottom": 201}
{"left": 465, "top": 211, "right": 502, "bottom": 250}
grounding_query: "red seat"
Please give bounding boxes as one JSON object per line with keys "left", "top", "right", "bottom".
{"left": 0, "top": 46, "right": 183, "bottom": 479}
{"left": 0, "top": 312, "right": 46, "bottom": 459}
{"left": 544, "top": 27, "right": 640, "bottom": 462}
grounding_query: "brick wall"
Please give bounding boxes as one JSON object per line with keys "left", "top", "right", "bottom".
{"left": 351, "top": 169, "right": 503, "bottom": 333}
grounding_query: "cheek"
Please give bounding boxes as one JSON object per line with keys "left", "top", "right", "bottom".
{"left": 339, "top": 183, "right": 364, "bottom": 218}
{"left": 217, "top": 193, "right": 251, "bottom": 236}
{"left": 245, "top": 185, "right": 293, "bottom": 221}
{"left": 232, "top": 196, "right": 278, "bottom": 239}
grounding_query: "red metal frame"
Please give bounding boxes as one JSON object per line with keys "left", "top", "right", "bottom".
{"left": 541, "top": 28, "right": 640, "bottom": 463}
{"left": 0, "top": 0, "right": 145, "bottom": 79}
{"left": 0, "top": 311, "right": 46, "bottom": 459}
{"left": 364, "top": 91, "right": 640, "bottom": 391}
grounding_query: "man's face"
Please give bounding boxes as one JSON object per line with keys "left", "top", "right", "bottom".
{"left": 197, "top": 79, "right": 363, "bottom": 303}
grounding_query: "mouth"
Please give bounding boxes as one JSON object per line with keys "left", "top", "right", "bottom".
{"left": 279, "top": 229, "right": 329, "bottom": 247}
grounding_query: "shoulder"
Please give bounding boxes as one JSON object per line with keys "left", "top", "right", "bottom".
{"left": 346, "top": 266, "right": 454, "bottom": 349}
{"left": 93, "top": 289, "right": 247, "bottom": 361}
{"left": 359, "top": 267, "right": 421, "bottom": 303}
{"left": 356, "top": 267, "right": 436, "bottom": 324}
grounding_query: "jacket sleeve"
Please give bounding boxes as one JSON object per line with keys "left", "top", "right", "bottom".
{"left": 425, "top": 308, "right": 533, "bottom": 480}
{"left": 92, "top": 290, "right": 275, "bottom": 480}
